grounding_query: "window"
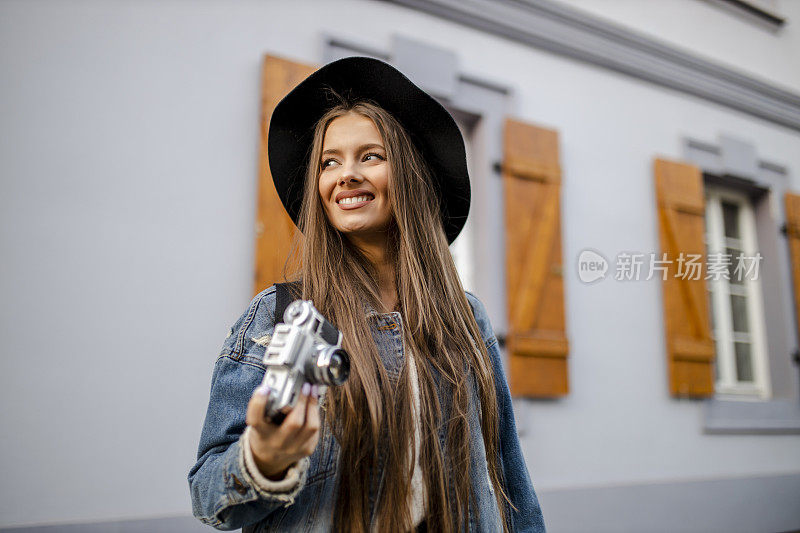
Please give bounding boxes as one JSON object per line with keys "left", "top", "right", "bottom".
{"left": 704, "top": 185, "right": 771, "bottom": 398}
{"left": 450, "top": 117, "right": 476, "bottom": 294}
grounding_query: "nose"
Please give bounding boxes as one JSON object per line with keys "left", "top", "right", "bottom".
{"left": 338, "top": 165, "right": 364, "bottom": 186}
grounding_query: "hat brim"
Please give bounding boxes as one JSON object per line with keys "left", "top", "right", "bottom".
{"left": 267, "top": 56, "right": 470, "bottom": 244}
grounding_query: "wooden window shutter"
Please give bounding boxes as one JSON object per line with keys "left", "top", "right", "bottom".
{"left": 502, "top": 117, "right": 569, "bottom": 397}
{"left": 785, "top": 192, "right": 800, "bottom": 345}
{"left": 254, "top": 55, "right": 317, "bottom": 296}
{"left": 653, "top": 158, "right": 715, "bottom": 397}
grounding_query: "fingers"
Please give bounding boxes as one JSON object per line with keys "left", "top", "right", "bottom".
{"left": 281, "top": 383, "right": 311, "bottom": 439}
{"left": 299, "top": 386, "right": 321, "bottom": 451}
{"left": 305, "top": 386, "right": 319, "bottom": 420}
{"left": 246, "top": 382, "right": 321, "bottom": 459}
{"left": 246, "top": 384, "right": 273, "bottom": 431}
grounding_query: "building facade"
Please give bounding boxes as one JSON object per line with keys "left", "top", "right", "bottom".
{"left": 2, "top": 0, "right": 799, "bottom": 531}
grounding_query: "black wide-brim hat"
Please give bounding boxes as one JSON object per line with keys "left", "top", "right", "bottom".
{"left": 268, "top": 56, "right": 470, "bottom": 244}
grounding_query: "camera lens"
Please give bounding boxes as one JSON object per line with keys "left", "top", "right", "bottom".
{"left": 326, "top": 349, "right": 349, "bottom": 385}
{"left": 307, "top": 346, "right": 350, "bottom": 386}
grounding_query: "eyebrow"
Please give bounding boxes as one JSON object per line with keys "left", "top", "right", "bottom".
{"left": 321, "top": 143, "right": 385, "bottom": 156}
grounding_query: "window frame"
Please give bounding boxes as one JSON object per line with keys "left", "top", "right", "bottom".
{"left": 704, "top": 185, "right": 771, "bottom": 399}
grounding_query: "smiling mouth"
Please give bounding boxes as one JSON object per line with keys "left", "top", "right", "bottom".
{"left": 336, "top": 194, "right": 374, "bottom": 210}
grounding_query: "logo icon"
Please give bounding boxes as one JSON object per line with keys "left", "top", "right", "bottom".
{"left": 577, "top": 249, "right": 608, "bottom": 283}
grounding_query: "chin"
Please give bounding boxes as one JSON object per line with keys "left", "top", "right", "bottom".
{"left": 334, "top": 218, "right": 372, "bottom": 233}
{"left": 337, "top": 222, "right": 389, "bottom": 238}
{"left": 340, "top": 226, "right": 374, "bottom": 236}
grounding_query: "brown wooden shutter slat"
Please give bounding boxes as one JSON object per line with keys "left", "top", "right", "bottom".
{"left": 503, "top": 118, "right": 569, "bottom": 397}
{"left": 254, "top": 55, "right": 318, "bottom": 296}
{"left": 785, "top": 192, "right": 800, "bottom": 345}
{"left": 654, "top": 158, "right": 715, "bottom": 397}
{"left": 507, "top": 334, "right": 569, "bottom": 358}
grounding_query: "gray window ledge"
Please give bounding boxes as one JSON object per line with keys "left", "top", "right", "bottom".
{"left": 712, "top": 0, "right": 786, "bottom": 28}
{"left": 704, "top": 398, "right": 800, "bottom": 434}
{"left": 383, "top": 0, "right": 800, "bottom": 131}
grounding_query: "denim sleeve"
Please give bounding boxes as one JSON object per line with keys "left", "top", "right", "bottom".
{"left": 188, "top": 286, "right": 306, "bottom": 530}
{"left": 465, "top": 292, "right": 547, "bottom": 533}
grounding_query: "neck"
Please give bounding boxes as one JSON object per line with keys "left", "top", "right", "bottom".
{"left": 348, "top": 233, "right": 397, "bottom": 313}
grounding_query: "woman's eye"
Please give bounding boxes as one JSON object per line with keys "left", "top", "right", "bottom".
{"left": 321, "top": 154, "right": 383, "bottom": 169}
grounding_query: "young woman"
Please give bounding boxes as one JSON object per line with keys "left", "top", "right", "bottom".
{"left": 189, "top": 56, "right": 546, "bottom": 533}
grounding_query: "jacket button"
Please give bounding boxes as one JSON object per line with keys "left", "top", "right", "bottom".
{"left": 231, "top": 474, "right": 248, "bottom": 495}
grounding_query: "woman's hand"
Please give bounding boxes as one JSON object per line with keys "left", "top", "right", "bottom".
{"left": 245, "top": 383, "right": 321, "bottom": 480}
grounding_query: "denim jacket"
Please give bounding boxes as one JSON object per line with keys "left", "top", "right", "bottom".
{"left": 188, "top": 285, "right": 546, "bottom": 532}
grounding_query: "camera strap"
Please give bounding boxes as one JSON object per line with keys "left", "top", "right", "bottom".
{"left": 274, "top": 281, "right": 302, "bottom": 324}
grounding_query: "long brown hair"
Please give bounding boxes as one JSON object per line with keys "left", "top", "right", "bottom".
{"left": 288, "top": 96, "right": 511, "bottom": 532}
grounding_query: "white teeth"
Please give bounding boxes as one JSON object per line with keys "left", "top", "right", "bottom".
{"left": 339, "top": 195, "right": 372, "bottom": 205}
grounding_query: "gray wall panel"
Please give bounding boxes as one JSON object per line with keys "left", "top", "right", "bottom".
{"left": 538, "top": 473, "right": 800, "bottom": 533}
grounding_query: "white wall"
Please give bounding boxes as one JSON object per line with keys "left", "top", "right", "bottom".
{"left": 1, "top": 0, "right": 799, "bottom": 528}
{"left": 555, "top": 0, "right": 800, "bottom": 93}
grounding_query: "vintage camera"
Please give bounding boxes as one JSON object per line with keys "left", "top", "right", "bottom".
{"left": 260, "top": 300, "right": 350, "bottom": 424}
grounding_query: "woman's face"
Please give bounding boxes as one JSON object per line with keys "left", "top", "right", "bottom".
{"left": 318, "top": 113, "right": 392, "bottom": 241}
